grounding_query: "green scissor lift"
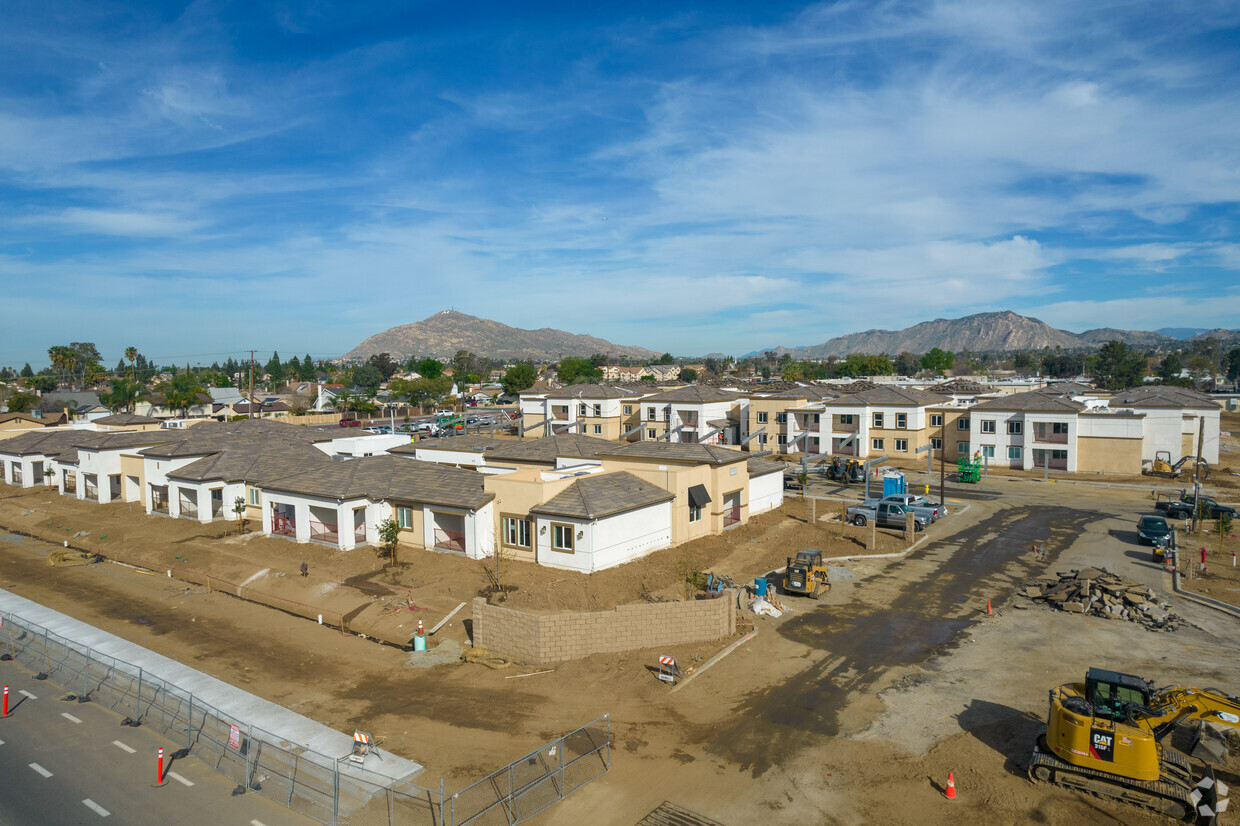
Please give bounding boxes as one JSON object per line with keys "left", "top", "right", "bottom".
{"left": 957, "top": 454, "right": 982, "bottom": 483}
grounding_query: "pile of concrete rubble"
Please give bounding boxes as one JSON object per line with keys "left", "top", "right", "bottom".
{"left": 1021, "top": 567, "right": 1180, "bottom": 631}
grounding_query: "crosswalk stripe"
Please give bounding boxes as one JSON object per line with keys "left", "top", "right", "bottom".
{"left": 29, "top": 763, "right": 52, "bottom": 778}
{"left": 61, "top": 712, "right": 82, "bottom": 724}
{"left": 19, "top": 690, "right": 37, "bottom": 700}
{"left": 112, "top": 740, "right": 135, "bottom": 754}
{"left": 82, "top": 799, "right": 110, "bottom": 817}
{"left": 168, "top": 771, "right": 193, "bottom": 787}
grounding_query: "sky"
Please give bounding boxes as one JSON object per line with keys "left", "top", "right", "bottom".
{"left": 2, "top": 0, "right": 1239, "bottom": 369}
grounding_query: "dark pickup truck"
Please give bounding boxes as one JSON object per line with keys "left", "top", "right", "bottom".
{"left": 1155, "top": 495, "right": 1236, "bottom": 520}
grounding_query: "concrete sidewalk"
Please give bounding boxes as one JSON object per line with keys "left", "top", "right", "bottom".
{"left": 0, "top": 587, "right": 424, "bottom": 784}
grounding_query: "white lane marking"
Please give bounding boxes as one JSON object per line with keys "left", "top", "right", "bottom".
{"left": 112, "top": 740, "right": 135, "bottom": 754}
{"left": 61, "top": 712, "right": 82, "bottom": 724}
{"left": 29, "top": 762, "right": 52, "bottom": 778}
{"left": 82, "top": 799, "right": 110, "bottom": 817}
{"left": 251, "top": 821, "right": 267, "bottom": 826}
{"left": 19, "top": 690, "right": 37, "bottom": 700}
{"left": 0, "top": 739, "right": 5, "bottom": 745}
{"left": 168, "top": 770, "right": 193, "bottom": 787}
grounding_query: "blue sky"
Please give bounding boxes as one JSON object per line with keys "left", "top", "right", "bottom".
{"left": 2, "top": 0, "right": 1239, "bottom": 368}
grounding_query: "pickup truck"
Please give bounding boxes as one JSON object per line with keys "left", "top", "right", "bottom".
{"left": 846, "top": 501, "right": 928, "bottom": 531}
{"left": 862, "top": 494, "right": 946, "bottom": 522}
{"left": 1156, "top": 495, "right": 1236, "bottom": 520}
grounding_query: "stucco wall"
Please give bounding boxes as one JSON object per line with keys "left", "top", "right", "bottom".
{"left": 1076, "top": 435, "right": 1144, "bottom": 474}
{"left": 471, "top": 593, "right": 736, "bottom": 664}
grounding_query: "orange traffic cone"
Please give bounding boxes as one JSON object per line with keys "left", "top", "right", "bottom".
{"left": 416, "top": 619, "right": 424, "bottom": 636}
{"left": 945, "top": 771, "right": 956, "bottom": 799}
{"left": 986, "top": 600, "right": 992, "bottom": 616}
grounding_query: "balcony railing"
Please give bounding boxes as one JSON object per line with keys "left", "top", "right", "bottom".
{"left": 310, "top": 519, "right": 339, "bottom": 543}
{"left": 151, "top": 490, "right": 169, "bottom": 514}
{"left": 722, "top": 506, "right": 741, "bottom": 528}
{"left": 832, "top": 422, "right": 858, "bottom": 433}
{"left": 434, "top": 527, "right": 466, "bottom": 553}
{"left": 272, "top": 515, "right": 297, "bottom": 537}
{"left": 1034, "top": 431, "right": 1069, "bottom": 444}
{"left": 180, "top": 502, "right": 199, "bottom": 519}
{"left": 354, "top": 522, "right": 366, "bottom": 543}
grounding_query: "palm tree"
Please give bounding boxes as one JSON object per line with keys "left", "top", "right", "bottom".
{"left": 100, "top": 379, "right": 141, "bottom": 413}
{"left": 164, "top": 373, "right": 205, "bottom": 417}
{"left": 125, "top": 347, "right": 138, "bottom": 382}
{"left": 48, "top": 346, "right": 77, "bottom": 390}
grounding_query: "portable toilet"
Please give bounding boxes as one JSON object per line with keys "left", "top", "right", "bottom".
{"left": 882, "top": 471, "right": 906, "bottom": 498}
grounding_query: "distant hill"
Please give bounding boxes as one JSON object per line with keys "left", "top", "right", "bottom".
{"left": 750, "top": 311, "right": 1232, "bottom": 358}
{"left": 340, "top": 310, "right": 661, "bottom": 363}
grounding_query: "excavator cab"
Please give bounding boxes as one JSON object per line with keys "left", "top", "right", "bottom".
{"left": 1086, "top": 668, "right": 1152, "bottom": 723}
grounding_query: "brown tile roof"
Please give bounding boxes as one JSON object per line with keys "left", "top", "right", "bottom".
{"left": 529, "top": 471, "right": 674, "bottom": 519}
{"left": 486, "top": 434, "right": 617, "bottom": 464}
{"left": 94, "top": 413, "right": 162, "bottom": 426}
{"left": 522, "top": 384, "right": 646, "bottom": 400}
{"left": 389, "top": 435, "right": 504, "bottom": 455}
{"left": 1108, "top": 386, "right": 1221, "bottom": 409}
{"left": 640, "top": 386, "right": 745, "bottom": 404}
{"left": 969, "top": 391, "right": 1086, "bottom": 412}
{"left": 746, "top": 458, "right": 785, "bottom": 477}
{"left": 264, "top": 454, "right": 493, "bottom": 509}
{"left": 820, "top": 386, "right": 950, "bottom": 407}
{"left": 596, "top": 441, "right": 746, "bottom": 465}
{"left": 930, "top": 379, "right": 989, "bottom": 394}
{"left": 0, "top": 412, "right": 65, "bottom": 427}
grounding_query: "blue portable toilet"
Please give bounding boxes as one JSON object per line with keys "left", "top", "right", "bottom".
{"left": 882, "top": 471, "right": 906, "bottom": 498}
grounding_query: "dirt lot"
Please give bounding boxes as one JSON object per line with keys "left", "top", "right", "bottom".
{"left": 2, "top": 476, "right": 1240, "bottom": 825}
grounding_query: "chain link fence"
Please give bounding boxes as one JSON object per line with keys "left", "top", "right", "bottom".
{"left": 0, "top": 609, "right": 608, "bottom": 825}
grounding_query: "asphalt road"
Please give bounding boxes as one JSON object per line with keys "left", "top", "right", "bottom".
{"left": 0, "top": 664, "right": 312, "bottom": 826}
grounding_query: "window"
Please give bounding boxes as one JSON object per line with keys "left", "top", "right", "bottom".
{"left": 503, "top": 517, "right": 531, "bottom": 548}
{"left": 1007, "top": 421, "right": 1022, "bottom": 435}
{"left": 759, "top": 433, "right": 768, "bottom": 445}
{"left": 981, "top": 445, "right": 995, "bottom": 458}
{"left": 896, "top": 413, "right": 907, "bottom": 429}
{"left": 1008, "top": 446, "right": 1022, "bottom": 460}
{"left": 776, "top": 413, "right": 787, "bottom": 424}
{"left": 1051, "top": 449, "right": 1068, "bottom": 460}
{"left": 980, "top": 420, "right": 996, "bottom": 434}
{"left": 647, "top": 407, "right": 656, "bottom": 419}
{"left": 623, "top": 405, "right": 633, "bottom": 415}
{"left": 930, "top": 413, "right": 944, "bottom": 427}
{"left": 593, "top": 404, "right": 601, "bottom": 416}
{"left": 579, "top": 404, "right": 587, "bottom": 416}
{"left": 957, "top": 418, "right": 970, "bottom": 431}
{"left": 895, "top": 439, "right": 908, "bottom": 452}
{"left": 839, "top": 414, "right": 854, "bottom": 425}
{"left": 1053, "top": 422, "right": 1069, "bottom": 434}
{"left": 958, "top": 441, "right": 969, "bottom": 454}
{"left": 689, "top": 504, "right": 702, "bottom": 523}
{"left": 551, "top": 523, "right": 574, "bottom": 552}
{"left": 812, "top": 413, "right": 820, "bottom": 424}
{"left": 777, "top": 434, "right": 787, "bottom": 445}
{"left": 646, "top": 428, "right": 656, "bottom": 439}
{"left": 930, "top": 437, "right": 943, "bottom": 450}
{"left": 873, "top": 413, "right": 884, "bottom": 428}
{"left": 593, "top": 425, "right": 602, "bottom": 434}
{"left": 757, "top": 411, "right": 768, "bottom": 423}
{"left": 872, "top": 438, "right": 884, "bottom": 450}
{"left": 248, "top": 487, "right": 259, "bottom": 506}
{"left": 396, "top": 507, "right": 413, "bottom": 529}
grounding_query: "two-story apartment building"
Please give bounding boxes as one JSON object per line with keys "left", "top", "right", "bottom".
{"left": 638, "top": 386, "right": 747, "bottom": 446}
{"left": 518, "top": 385, "right": 648, "bottom": 441}
{"left": 782, "top": 386, "right": 951, "bottom": 461}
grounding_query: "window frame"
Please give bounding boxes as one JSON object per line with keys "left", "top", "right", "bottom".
{"left": 873, "top": 413, "right": 884, "bottom": 428}
{"left": 623, "top": 405, "right": 633, "bottom": 415}
{"left": 248, "top": 487, "right": 260, "bottom": 506}
{"left": 688, "top": 504, "right": 702, "bottom": 523}
{"left": 1008, "top": 446, "right": 1022, "bottom": 460}
{"left": 980, "top": 420, "right": 996, "bottom": 434}
{"left": 895, "top": 413, "right": 907, "bottom": 429}
{"left": 930, "top": 413, "right": 943, "bottom": 427}
{"left": 550, "top": 522, "right": 575, "bottom": 553}
{"left": 872, "top": 438, "right": 884, "bottom": 450}
{"left": 502, "top": 515, "right": 531, "bottom": 549}
{"left": 756, "top": 411, "right": 769, "bottom": 423}
{"left": 930, "top": 437, "right": 943, "bottom": 450}
{"left": 894, "top": 438, "right": 908, "bottom": 452}
{"left": 957, "top": 418, "right": 970, "bottom": 431}
{"left": 1008, "top": 421, "right": 1023, "bottom": 435}
{"left": 593, "top": 424, "right": 602, "bottom": 434}
{"left": 396, "top": 506, "right": 413, "bottom": 529}
{"left": 593, "top": 404, "right": 601, "bottom": 416}
{"left": 981, "top": 445, "right": 995, "bottom": 458}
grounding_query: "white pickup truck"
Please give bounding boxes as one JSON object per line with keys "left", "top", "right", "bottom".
{"left": 846, "top": 500, "right": 928, "bottom": 531}
{"left": 862, "top": 494, "right": 946, "bottom": 522}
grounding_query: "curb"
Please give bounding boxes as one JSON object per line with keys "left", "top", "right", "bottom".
{"left": 1172, "top": 571, "right": 1240, "bottom": 621}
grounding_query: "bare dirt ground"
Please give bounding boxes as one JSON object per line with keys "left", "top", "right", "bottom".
{"left": 2, "top": 477, "right": 1240, "bottom": 825}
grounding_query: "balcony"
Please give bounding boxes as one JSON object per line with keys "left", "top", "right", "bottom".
{"left": 272, "top": 515, "right": 297, "bottom": 538}
{"left": 434, "top": 528, "right": 466, "bottom": 553}
{"left": 1033, "top": 430, "right": 1068, "bottom": 444}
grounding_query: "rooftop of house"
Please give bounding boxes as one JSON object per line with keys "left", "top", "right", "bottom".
{"left": 529, "top": 471, "right": 674, "bottom": 520}
{"left": 93, "top": 413, "right": 162, "bottom": 426}
{"left": 746, "top": 457, "right": 785, "bottom": 477}
{"left": 639, "top": 385, "right": 745, "bottom": 404}
{"left": 596, "top": 441, "right": 746, "bottom": 466}
{"left": 819, "top": 386, "right": 950, "bottom": 407}
{"left": 264, "top": 454, "right": 493, "bottom": 510}
{"left": 969, "top": 390, "right": 1087, "bottom": 413}
{"left": 1107, "top": 385, "right": 1221, "bottom": 409}
{"left": 520, "top": 384, "right": 644, "bottom": 400}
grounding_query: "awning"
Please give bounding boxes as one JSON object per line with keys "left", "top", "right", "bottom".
{"left": 687, "top": 484, "right": 712, "bottom": 509}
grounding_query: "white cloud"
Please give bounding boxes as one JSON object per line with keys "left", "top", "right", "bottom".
{"left": 29, "top": 208, "right": 206, "bottom": 238}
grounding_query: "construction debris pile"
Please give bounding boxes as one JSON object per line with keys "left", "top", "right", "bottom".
{"left": 1021, "top": 568, "right": 1180, "bottom": 631}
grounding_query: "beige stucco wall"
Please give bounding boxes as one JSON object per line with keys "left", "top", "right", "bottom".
{"left": 1077, "top": 435, "right": 1143, "bottom": 474}
{"left": 484, "top": 470, "right": 578, "bottom": 562}
{"left": 119, "top": 454, "right": 145, "bottom": 502}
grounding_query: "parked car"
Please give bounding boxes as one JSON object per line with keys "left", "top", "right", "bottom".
{"left": 1156, "top": 494, "right": 1236, "bottom": 520}
{"left": 339, "top": 418, "right": 361, "bottom": 428}
{"left": 1135, "top": 515, "right": 1174, "bottom": 546}
{"left": 846, "top": 501, "right": 928, "bottom": 531}
{"left": 363, "top": 425, "right": 393, "bottom": 434}
{"left": 862, "top": 494, "right": 946, "bottom": 522}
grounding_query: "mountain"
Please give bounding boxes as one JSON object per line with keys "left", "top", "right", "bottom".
{"left": 340, "top": 310, "right": 661, "bottom": 363}
{"left": 796, "top": 311, "right": 1082, "bottom": 358}
{"left": 1157, "top": 327, "right": 1210, "bottom": 339}
{"left": 1076, "top": 328, "right": 1175, "bottom": 348}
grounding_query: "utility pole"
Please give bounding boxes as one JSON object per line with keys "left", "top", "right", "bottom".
{"left": 1191, "top": 415, "right": 1205, "bottom": 534}
{"left": 248, "top": 350, "right": 256, "bottom": 421}
{"left": 939, "top": 420, "right": 946, "bottom": 506}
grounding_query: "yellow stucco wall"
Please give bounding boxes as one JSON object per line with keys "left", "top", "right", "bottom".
{"left": 1077, "top": 435, "right": 1143, "bottom": 474}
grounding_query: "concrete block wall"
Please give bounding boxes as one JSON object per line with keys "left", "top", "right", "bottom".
{"left": 471, "top": 594, "right": 736, "bottom": 664}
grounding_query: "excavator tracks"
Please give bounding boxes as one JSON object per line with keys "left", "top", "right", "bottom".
{"left": 1029, "top": 734, "right": 1198, "bottom": 821}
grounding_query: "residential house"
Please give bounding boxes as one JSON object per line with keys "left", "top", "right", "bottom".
{"left": 638, "top": 386, "right": 747, "bottom": 446}
{"left": 518, "top": 385, "right": 649, "bottom": 441}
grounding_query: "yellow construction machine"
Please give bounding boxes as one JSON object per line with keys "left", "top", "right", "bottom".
{"left": 783, "top": 549, "right": 830, "bottom": 599}
{"left": 1144, "top": 451, "right": 1204, "bottom": 480}
{"left": 1030, "top": 667, "right": 1240, "bottom": 820}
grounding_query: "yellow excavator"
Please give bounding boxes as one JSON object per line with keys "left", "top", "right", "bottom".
{"left": 1030, "top": 667, "right": 1240, "bottom": 820}
{"left": 1145, "top": 451, "right": 1210, "bottom": 481}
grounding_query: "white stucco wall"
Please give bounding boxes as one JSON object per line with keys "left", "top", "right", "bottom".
{"left": 534, "top": 501, "right": 672, "bottom": 573}
{"left": 748, "top": 471, "right": 784, "bottom": 515}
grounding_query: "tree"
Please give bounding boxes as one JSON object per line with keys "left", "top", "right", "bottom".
{"left": 921, "top": 347, "right": 956, "bottom": 373}
{"left": 5, "top": 391, "right": 37, "bottom": 413}
{"left": 1228, "top": 348, "right": 1240, "bottom": 383}
{"left": 368, "top": 352, "right": 399, "bottom": 380}
{"left": 299, "top": 354, "right": 317, "bottom": 381}
{"left": 781, "top": 362, "right": 804, "bottom": 381}
{"left": 164, "top": 372, "right": 205, "bottom": 416}
{"left": 1092, "top": 340, "right": 1146, "bottom": 390}
{"left": 557, "top": 356, "right": 601, "bottom": 385}
{"left": 501, "top": 363, "right": 538, "bottom": 396}
{"left": 20, "top": 363, "right": 33, "bottom": 378}
{"left": 414, "top": 358, "right": 444, "bottom": 379}
{"left": 27, "top": 375, "right": 57, "bottom": 393}
{"left": 99, "top": 379, "right": 141, "bottom": 413}
{"left": 704, "top": 357, "right": 720, "bottom": 376}
{"left": 265, "top": 351, "right": 285, "bottom": 387}
{"left": 1012, "top": 352, "right": 1037, "bottom": 373}
{"left": 1185, "top": 355, "right": 1214, "bottom": 390}
{"left": 894, "top": 351, "right": 920, "bottom": 376}
{"left": 655, "top": 353, "right": 674, "bottom": 365}
{"left": 353, "top": 363, "right": 384, "bottom": 393}
{"left": 232, "top": 497, "right": 248, "bottom": 535}
{"left": 1158, "top": 353, "right": 1184, "bottom": 383}
{"left": 124, "top": 347, "right": 138, "bottom": 382}
{"left": 377, "top": 517, "right": 401, "bottom": 566}
{"left": 48, "top": 345, "right": 78, "bottom": 389}
{"left": 680, "top": 367, "right": 699, "bottom": 382}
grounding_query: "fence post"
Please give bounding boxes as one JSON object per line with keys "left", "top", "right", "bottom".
{"left": 509, "top": 764, "right": 515, "bottom": 822}
{"left": 187, "top": 694, "right": 194, "bottom": 751}
{"left": 135, "top": 668, "right": 143, "bottom": 722}
{"left": 332, "top": 759, "right": 340, "bottom": 826}
{"left": 83, "top": 647, "right": 90, "bottom": 699}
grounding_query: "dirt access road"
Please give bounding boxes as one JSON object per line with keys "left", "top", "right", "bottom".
{"left": 2, "top": 478, "right": 1240, "bottom": 825}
